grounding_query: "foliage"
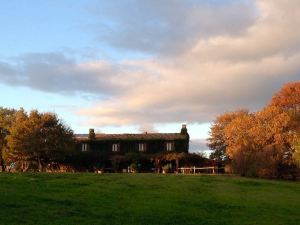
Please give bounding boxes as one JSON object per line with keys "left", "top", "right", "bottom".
{"left": 208, "top": 82, "right": 300, "bottom": 178}
{"left": 4, "top": 109, "right": 74, "bottom": 172}
{"left": 0, "top": 107, "right": 16, "bottom": 171}
{"left": 110, "top": 155, "right": 127, "bottom": 172}
{"left": 208, "top": 110, "right": 249, "bottom": 161}
{"left": 269, "top": 81, "right": 300, "bottom": 110}
{"left": 3, "top": 109, "right": 29, "bottom": 170}
{"left": 151, "top": 151, "right": 209, "bottom": 173}
{"left": 295, "top": 140, "right": 300, "bottom": 166}
{"left": 130, "top": 162, "right": 138, "bottom": 172}
{"left": 162, "top": 163, "right": 172, "bottom": 173}
{"left": 269, "top": 82, "right": 300, "bottom": 166}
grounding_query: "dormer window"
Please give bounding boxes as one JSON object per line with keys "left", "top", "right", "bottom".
{"left": 112, "top": 143, "right": 120, "bottom": 152}
{"left": 82, "top": 143, "right": 88, "bottom": 152}
{"left": 138, "top": 143, "right": 147, "bottom": 152}
{"left": 166, "top": 142, "right": 174, "bottom": 151}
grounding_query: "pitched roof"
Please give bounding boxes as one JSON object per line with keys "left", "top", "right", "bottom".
{"left": 75, "top": 133, "right": 187, "bottom": 141}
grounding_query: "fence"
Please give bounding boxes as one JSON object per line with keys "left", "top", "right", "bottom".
{"left": 177, "top": 166, "right": 219, "bottom": 174}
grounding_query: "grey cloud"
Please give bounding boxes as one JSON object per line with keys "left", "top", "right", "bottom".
{"left": 189, "top": 139, "right": 209, "bottom": 153}
{"left": 0, "top": 61, "right": 18, "bottom": 84}
{"left": 0, "top": 52, "right": 141, "bottom": 97}
{"left": 91, "top": 0, "right": 257, "bottom": 55}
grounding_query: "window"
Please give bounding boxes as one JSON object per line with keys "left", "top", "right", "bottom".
{"left": 138, "top": 143, "right": 147, "bottom": 152}
{"left": 112, "top": 143, "right": 120, "bottom": 152}
{"left": 166, "top": 142, "right": 174, "bottom": 151}
{"left": 82, "top": 143, "right": 88, "bottom": 152}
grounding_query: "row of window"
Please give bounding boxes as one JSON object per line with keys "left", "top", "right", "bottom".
{"left": 81, "top": 142, "right": 174, "bottom": 152}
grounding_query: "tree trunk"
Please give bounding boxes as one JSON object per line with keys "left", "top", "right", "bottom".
{"left": 23, "top": 161, "right": 30, "bottom": 172}
{"left": 1, "top": 163, "right": 5, "bottom": 172}
{"left": 38, "top": 158, "right": 43, "bottom": 172}
{"left": 0, "top": 155, "right": 5, "bottom": 172}
{"left": 21, "top": 160, "right": 25, "bottom": 172}
{"left": 156, "top": 159, "right": 161, "bottom": 173}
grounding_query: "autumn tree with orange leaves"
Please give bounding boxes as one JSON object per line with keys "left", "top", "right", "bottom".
{"left": 208, "top": 110, "right": 249, "bottom": 161}
{"left": 208, "top": 82, "right": 300, "bottom": 179}
{"left": 269, "top": 82, "right": 300, "bottom": 166}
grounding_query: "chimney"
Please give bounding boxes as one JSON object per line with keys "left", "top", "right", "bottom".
{"left": 180, "top": 124, "right": 188, "bottom": 135}
{"left": 89, "top": 128, "right": 95, "bottom": 139}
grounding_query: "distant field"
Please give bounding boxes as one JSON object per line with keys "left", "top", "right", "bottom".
{"left": 0, "top": 173, "right": 299, "bottom": 225}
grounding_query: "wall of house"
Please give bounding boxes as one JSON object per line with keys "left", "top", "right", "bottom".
{"left": 76, "top": 138, "right": 189, "bottom": 155}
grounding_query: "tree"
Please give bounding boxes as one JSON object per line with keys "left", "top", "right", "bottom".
{"left": 3, "top": 108, "right": 29, "bottom": 171}
{"left": 163, "top": 152, "right": 187, "bottom": 171}
{"left": 5, "top": 110, "right": 74, "bottom": 172}
{"left": 224, "top": 106, "right": 297, "bottom": 177}
{"left": 207, "top": 110, "right": 249, "bottom": 161}
{"left": 269, "top": 82, "right": 300, "bottom": 166}
{"left": 269, "top": 82, "right": 300, "bottom": 110}
{"left": 223, "top": 112, "right": 259, "bottom": 176}
{"left": 255, "top": 106, "right": 297, "bottom": 159}
{"left": 34, "top": 112, "right": 74, "bottom": 171}
{"left": 0, "top": 107, "right": 16, "bottom": 171}
{"left": 208, "top": 82, "right": 300, "bottom": 178}
{"left": 294, "top": 140, "right": 300, "bottom": 166}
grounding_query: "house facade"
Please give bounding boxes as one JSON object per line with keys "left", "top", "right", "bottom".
{"left": 75, "top": 124, "right": 189, "bottom": 155}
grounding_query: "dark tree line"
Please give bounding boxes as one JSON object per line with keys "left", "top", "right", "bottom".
{"left": 0, "top": 107, "right": 209, "bottom": 173}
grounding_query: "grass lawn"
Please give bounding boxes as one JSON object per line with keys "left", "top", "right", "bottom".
{"left": 0, "top": 173, "right": 299, "bottom": 225}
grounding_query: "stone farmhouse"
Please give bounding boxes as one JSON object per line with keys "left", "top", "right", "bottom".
{"left": 75, "top": 124, "right": 189, "bottom": 155}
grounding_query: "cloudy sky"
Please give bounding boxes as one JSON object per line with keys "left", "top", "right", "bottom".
{"left": 0, "top": 0, "right": 299, "bottom": 152}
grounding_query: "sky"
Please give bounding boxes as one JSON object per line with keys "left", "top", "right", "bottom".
{"left": 0, "top": 0, "right": 300, "bottom": 153}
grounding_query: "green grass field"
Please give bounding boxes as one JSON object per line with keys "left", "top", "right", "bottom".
{"left": 0, "top": 173, "right": 299, "bottom": 225}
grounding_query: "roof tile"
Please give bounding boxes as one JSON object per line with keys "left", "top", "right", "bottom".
{"left": 75, "top": 133, "right": 187, "bottom": 141}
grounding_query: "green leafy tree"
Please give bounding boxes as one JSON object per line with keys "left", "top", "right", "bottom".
{"left": 34, "top": 111, "right": 74, "bottom": 171}
{"left": 0, "top": 107, "right": 16, "bottom": 171}
{"left": 5, "top": 110, "right": 74, "bottom": 172}
{"left": 4, "top": 108, "right": 30, "bottom": 171}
